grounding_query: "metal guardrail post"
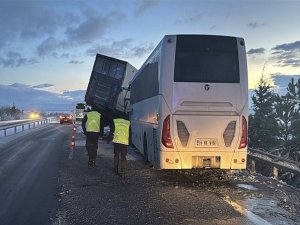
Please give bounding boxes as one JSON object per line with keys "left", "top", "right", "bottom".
{"left": 272, "top": 167, "right": 278, "bottom": 179}
{"left": 250, "top": 160, "right": 256, "bottom": 173}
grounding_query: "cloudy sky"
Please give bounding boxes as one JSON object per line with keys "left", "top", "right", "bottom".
{"left": 1, "top": 0, "right": 300, "bottom": 93}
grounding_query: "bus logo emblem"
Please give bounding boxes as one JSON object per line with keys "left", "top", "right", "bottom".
{"left": 204, "top": 84, "right": 210, "bottom": 91}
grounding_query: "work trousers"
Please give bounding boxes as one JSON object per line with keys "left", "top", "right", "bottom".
{"left": 114, "top": 143, "right": 128, "bottom": 174}
{"left": 85, "top": 133, "right": 99, "bottom": 161}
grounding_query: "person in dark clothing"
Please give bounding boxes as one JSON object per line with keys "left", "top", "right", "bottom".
{"left": 110, "top": 116, "right": 131, "bottom": 179}
{"left": 82, "top": 105, "right": 102, "bottom": 168}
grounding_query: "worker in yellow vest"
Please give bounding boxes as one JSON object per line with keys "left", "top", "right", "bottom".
{"left": 110, "top": 116, "right": 131, "bottom": 179}
{"left": 82, "top": 105, "right": 102, "bottom": 168}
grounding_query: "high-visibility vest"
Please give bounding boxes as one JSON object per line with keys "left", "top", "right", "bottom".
{"left": 113, "top": 118, "right": 130, "bottom": 145}
{"left": 86, "top": 111, "right": 101, "bottom": 133}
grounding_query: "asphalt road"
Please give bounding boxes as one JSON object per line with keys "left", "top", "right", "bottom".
{"left": 0, "top": 123, "right": 299, "bottom": 225}
{"left": 57, "top": 128, "right": 300, "bottom": 225}
{"left": 0, "top": 124, "right": 71, "bottom": 225}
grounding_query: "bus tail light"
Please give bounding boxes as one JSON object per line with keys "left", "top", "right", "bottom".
{"left": 238, "top": 116, "right": 247, "bottom": 149}
{"left": 162, "top": 115, "right": 174, "bottom": 148}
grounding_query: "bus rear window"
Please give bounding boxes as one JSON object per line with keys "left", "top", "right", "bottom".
{"left": 174, "top": 35, "right": 240, "bottom": 83}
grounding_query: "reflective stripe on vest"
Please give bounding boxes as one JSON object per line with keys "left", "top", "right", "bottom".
{"left": 86, "top": 111, "right": 101, "bottom": 133}
{"left": 112, "top": 118, "right": 130, "bottom": 145}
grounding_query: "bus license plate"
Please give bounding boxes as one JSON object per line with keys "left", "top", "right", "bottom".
{"left": 195, "top": 138, "right": 218, "bottom": 147}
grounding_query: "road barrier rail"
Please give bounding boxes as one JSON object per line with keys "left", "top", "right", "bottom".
{"left": 248, "top": 147, "right": 300, "bottom": 188}
{"left": 0, "top": 119, "right": 48, "bottom": 137}
{"left": 248, "top": 147, "right": 300, "bottom": 174}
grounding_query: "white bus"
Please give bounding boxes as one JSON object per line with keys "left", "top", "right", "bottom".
{"left": 129, "top": 34, "right": 248, "bottom": 170}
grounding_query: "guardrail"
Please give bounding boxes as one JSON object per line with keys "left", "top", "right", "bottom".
{"left": 0, "top": 119, "right": 48, "bottom": 137}
{"left": 248, "top": 148, "right": 300, "bottom": 172}
{"left": 248, "top": 147, "right": 300, "bottom": 187}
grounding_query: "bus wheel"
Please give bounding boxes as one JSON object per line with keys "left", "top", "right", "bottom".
{"left": 143, "top": 135, "right": 149, "bottom": 164}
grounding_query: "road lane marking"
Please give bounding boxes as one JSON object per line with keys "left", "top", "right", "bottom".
{"left": 75, "top": 140, "right": 85, "bottom": 146}
{"left": 223, "top": 197, "right": 272, "bottom": 225}
{"left": 68, "top": 150, "right": 74, "bottom": 160}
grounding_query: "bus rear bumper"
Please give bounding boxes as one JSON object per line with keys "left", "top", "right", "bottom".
{"left": 160, "top": 150, "right": 247, "bottom": 170}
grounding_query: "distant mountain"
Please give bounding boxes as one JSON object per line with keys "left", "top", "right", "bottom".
{"left": 0, "top": 83, "right": 86, "bottom": 112}
{"left": 62, "top": 90, "right": 87, "bottom": 100}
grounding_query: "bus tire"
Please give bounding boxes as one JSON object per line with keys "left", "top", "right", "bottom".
{"left": 143, "top": 135, "right": 149, "bottom": 164}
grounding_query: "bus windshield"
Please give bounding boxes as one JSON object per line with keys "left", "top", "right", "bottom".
{"left": 174, "top": 35, "right": 240, "bottom": 83}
